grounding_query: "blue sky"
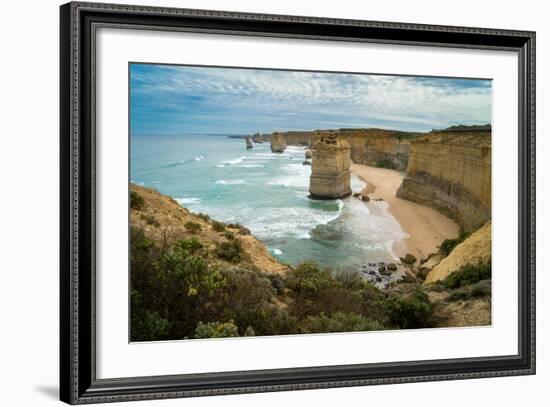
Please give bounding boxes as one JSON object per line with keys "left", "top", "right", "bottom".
{"left": 130, "top": 63, "right": 492, "bottom": 135}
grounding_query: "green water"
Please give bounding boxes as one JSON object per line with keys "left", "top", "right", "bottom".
{"left": 131, "top": 134, "right": 407, "bottom": 270}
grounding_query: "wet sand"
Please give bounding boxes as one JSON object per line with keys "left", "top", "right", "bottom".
{"left": 351, "top": 163, "right": 459, "bottom": 260}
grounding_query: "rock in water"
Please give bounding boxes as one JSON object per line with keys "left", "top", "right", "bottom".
{"left": 245, "top": 137, "right": 253, "bottom": 149}
{"left": 309, "top": 132, "right": 352, "bottom": 199}
{"left": 270, "top": 132, "right": 286, "bottom": 153}
{"left": 305, "top": 149, "right": 313, "bottom": 159}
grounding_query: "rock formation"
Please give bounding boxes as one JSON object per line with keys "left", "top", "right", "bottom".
{"left": 397, "top": 128, "right": 491, "bottom": 231}
{"left": 270, "top": 132, "right": 286, "bottom": 153}
{"left": 305, "top": 149, "right": 313, "bottom": 159}
{"left": 309, "top": 132, "right": 352, "bottom": 199}
{"left": 245, "top": 137, "right": 253, "bottom": 149}
{"left": 424, "top": 222, "right": 491, "bottom": 284}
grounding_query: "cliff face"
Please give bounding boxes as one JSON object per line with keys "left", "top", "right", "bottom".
{"left": 397, "top": 130, "right": 491, "bottom": 231}
{"left": 344, "top": 129, "right": 412, "bottom": 170}
{"left": 309, "top": 133, "right": 352, "bottom": 199}
{"left": 254, "top": 128, "right": 416, "bottom": 170}
{"left": 270, "top": 133, "right": 286, "bottom": 153}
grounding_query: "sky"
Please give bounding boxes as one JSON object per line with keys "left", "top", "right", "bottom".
{"left": 130, "top": 63, "right": 492, "bottom": 135}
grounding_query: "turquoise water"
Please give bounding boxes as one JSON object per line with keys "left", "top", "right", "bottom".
{"left": 131, "top": 134, "right": 407, "bottom": 270}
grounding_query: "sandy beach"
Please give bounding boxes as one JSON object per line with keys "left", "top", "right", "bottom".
{"left": 351, "top": 163, "right": 459, "bottom": 260}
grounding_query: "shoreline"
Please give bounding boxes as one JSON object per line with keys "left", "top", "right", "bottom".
{"left": 350, "top": 163, "right": 459, "bottom": 260}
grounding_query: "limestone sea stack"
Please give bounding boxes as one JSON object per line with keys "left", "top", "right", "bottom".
{"left": 270, "top": 132, "right": 286, "bottom": 153}
{"left": 245, "top": 137, "right": 253, "bottom": 149}
{"left": 309, "top": 132, "right": 352, "bottom": 199}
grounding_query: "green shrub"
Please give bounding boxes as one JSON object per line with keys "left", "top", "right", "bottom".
{"left": 194, "top": 321, "right": 240, "bottom": 339}
{"left": 375, "top": 159, "right": 397, "bottom": 169}
{"left": 130, "top": 191, "right": 145, "bottom": 210}
{"left": 215, "top": 240, "right": 244, "bottom": 262}
{"left": 184, "top": 221, "right": 202, "bottom": 233}
{"left": 197, "top": 213, "right": 211, "bottom": 222}
{"left": 141, "top": 214, "right": 160, "bottom": 227}
{"left": 386, "top": 288, "right": 433, "bottom": 329}
{"left": 227, "top": 223, "right": 251, "bottom": 235}
{"left": 439, "top": 231, "right": 471, "bottom": 255}
{"left": 212, "top": 220, "right": 226, "bottom": 232}
{"left": 443, "top": 261, "right": 491, "bottom": 289}
{"left": 300, "top": 312, "right": 385, "bottom": 334}
{"left": 224, "top": 231, "right": 235, "bottom": 240}
{"left": 130, "top": 310, "right": 171, "bottom": 342}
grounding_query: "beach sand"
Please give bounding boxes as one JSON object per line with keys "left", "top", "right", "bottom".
{"left": 351, "top": 163, "right": 459, "bottom": 260}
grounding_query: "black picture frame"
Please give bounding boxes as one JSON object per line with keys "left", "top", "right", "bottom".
{"left": 60, "top": 1, "right": 536, "bottom": 404}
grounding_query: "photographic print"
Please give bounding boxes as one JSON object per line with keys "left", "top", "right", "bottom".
{"left": 129, "top": 63, "right": 492, "bottom": 342}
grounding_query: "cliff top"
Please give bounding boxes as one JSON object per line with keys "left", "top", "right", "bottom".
{"left": 312, "top": 133, "right": 351, "bottom": 150}
{"left": 413, "top": 130, "right": 491, "bottom": 147}
{"left": 130, "top": 184, "right": 288, "bottom": 274}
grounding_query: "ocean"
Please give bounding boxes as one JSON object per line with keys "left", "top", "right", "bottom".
{"left": 131, "top": 134, "right": 407, "bottom": 270}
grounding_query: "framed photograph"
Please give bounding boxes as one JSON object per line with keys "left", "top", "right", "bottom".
{"left": 60, "top": 1, "right": 536, "bottom": 404}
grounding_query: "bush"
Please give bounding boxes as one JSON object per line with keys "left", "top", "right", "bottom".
{"left": 212, "top": 220, "right": 226, "bottom": 232}
{"left": 227, "top": 223, "right": 251, "bottom": 235}
{"left": 130, "top": 309, "right": 171, "bottom": 342}
{"left": 215, "top": 239, "right": 244, "bottom": 262}
{"left": 443, "top": 261, "right": 491, "bottom": 289}
{"left": 184, "top": 221, "right": 202, "bottom": 233}
{"left": 300, "top": 312, "right": 385, "bottom": 334}
{"left": 386, "top": 288, "right": 433, "bottom": 329}
{"left": 224, "top": 231, "right": 235, "bottom": 240}
{"left": 130, "top": 191, "right": 145, "bottom": 210}
{"left": 197, "top": 213, "right": 211, "bottom": 222}
{"left": 194, "top": 321, "right": 240, "bottom": 339}
{"left": 439, "top": 231, "right": 471, "bottom": 255}
{"left": 471, "top": 279, "right": 491, "bottom": 298}
{"left": 141, "top": 214, "right": 159, "bottom": 227}
{"left": 375, "top": 159, "right": 397, "bottom": 169}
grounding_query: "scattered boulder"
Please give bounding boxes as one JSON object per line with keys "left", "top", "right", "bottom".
{"left": 387, "top": 263, "right": 398, "bottom": 271}
{"left": 305, "top": 149, "right": 313, "bottom": 159}
{"left": 353, "top": 192, "right": 362, "bottom": 198}
{"left": 400, "top": 253, "right": 417, "bottom": 265}
{"left": 302, "top": 160, "right": 311, "bottom": 166}
{"left": 361, "top": 195, "right": 370, "bottom": 202}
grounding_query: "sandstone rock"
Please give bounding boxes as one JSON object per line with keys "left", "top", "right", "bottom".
{"left": 353, "top": 192, "right": 361, "bottom": 198}
{"left": 305, "top": 149, "right": 313, "bottom": 159}
{"left": 309, "top": 132, "right": 352, "bottom": 199}
{"left": 302, "top": 160, "right": 311, "bottom": 166}
{"left": 400, "top": 253, "right": 417, "bottom": 265}
{"left": 270, "top": 132, "right": 286, "bottom": 153}
{"left": 245, "top": 137, "right": 253, "bottom": 149}
{"left": 424, "top": 221, "right": 491, "bottom": 284}
{"left": 361, "top": 195, "right": 370, "bottom": 202}
{"left": 387, "top": 263, "right": 397, "bottom": 271}
{"left": 396, "top": 129, "right": 491, "bottom": 232}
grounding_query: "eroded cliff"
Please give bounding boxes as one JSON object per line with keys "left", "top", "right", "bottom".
{"left": 309, "top": 132, "right": 352, "bottom": 199}
{"left": 397, "top": 129, "right": 491, "bottom": 231}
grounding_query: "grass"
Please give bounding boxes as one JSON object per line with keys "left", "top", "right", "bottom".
{"left": 212, "top": 220, "right": 226, "bottom": 232}
{"left": 215, "top": 240, "right": 244, "bottom": 262}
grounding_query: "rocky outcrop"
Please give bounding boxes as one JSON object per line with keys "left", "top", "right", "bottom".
{"left": 309, "top": 132, "right": 352, "bottom": 199}
{"left": 424, "top": 222, "right": 491, "bottom": 284}
{"left": 270, "top": 132, "right": 286, "bottom": 153}
{"left": 245, "top": 137, "right": 253, "bottom": 149}
{"left": 397, "top": 129, "right": 491, "bottom": 231}
{"left": 130, "top": 184, "right": 288, "bottom": 274}
{"left": 305, "top": 149, "right": 312, "bottom": 159}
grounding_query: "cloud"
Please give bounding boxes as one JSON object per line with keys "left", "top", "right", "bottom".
{"left": 130, "top": 63, "right": 491, "bottom": 134}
